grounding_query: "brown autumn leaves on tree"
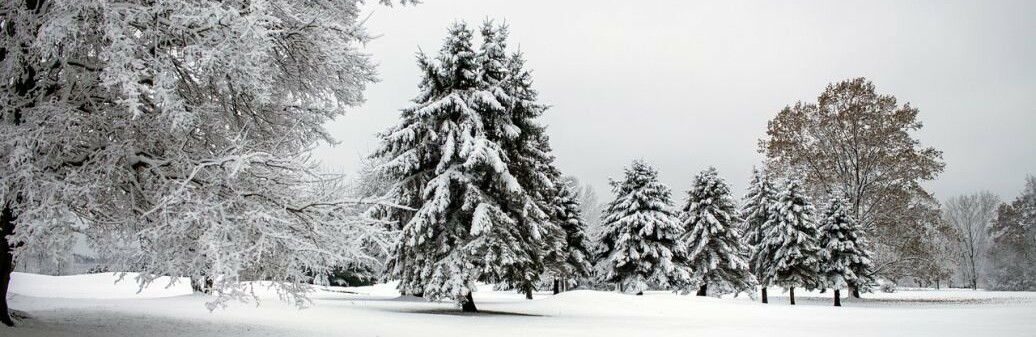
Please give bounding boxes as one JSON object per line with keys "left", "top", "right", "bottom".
{"left": 760, "top": 77, "right": 947, "bottom": 285}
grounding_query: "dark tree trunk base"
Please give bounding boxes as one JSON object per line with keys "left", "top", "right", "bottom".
{"left": 851, "top": 286, "right": 860, "bottom": 298}
{"left": 1, "top": 205, "right": 17, "bottom": 327}
{"left": 789, "top": 287, "right": 796, "bottom": 305}
{"left": 635, "top": 291, "right": 643, "bottom": 296}
{"left": 834, "top": 289, "right": 841, "bottom": 307}
{"left": 696, "top": 284, "right": 708, "bottom": 296}
{"left": 553, "top": 279, "right": 560, "bottom": 295}
{"left": 461, "top": 292, "right": 478, "bottom": 312}
{"left": 761, "top": 287, "right": 768, "bottom": 304}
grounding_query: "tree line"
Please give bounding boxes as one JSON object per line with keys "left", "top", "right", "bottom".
{"left": 371, "top": 22, "right": 902, "bottom": 311}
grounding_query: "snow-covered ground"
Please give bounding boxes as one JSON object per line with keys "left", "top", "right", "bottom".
{"left": 5, "top": 272, "right": 1036, "bottom": 337}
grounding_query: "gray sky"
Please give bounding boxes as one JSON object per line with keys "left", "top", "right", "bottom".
{"left": 314, "top": 0, "right": 1036, "bottom": 203}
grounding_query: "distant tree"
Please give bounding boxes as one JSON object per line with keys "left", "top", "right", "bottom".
{"left": 816, "top": 196, "right": 874, "bottom": 306}
{"left": 757, "top": 178, "right": 821, "bottom": 305}
{"left": 916, "top": 219, "right": 960, "bottom": 289}
{"left": 986, "top": 177, "right": 1036, "bottom": 291}
{"left": 943, "top": 192, "right": 1000, "bottom": 290}
{"left": 597, "top": 160, "right": 690, "bottom": 295}
{"left": 543, "top": 178, "right": 594, "bottom": 294}
{"left": 740, "top": 166, "right": 779, "bottom": 302}
{"left": 760, "top": 78, "right": 945, "bottom": 281}
{"left": 679, "top": 167, "right": 755, "bottom": 297}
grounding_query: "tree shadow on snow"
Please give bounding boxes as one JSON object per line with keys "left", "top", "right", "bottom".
{"left": 394, "top": 308, "right": 545, "bottom": 317}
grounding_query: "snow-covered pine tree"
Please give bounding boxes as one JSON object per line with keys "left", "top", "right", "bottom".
{"left": 741, "top": 166, "right": 779, "bottom": 303}
{"left": 758, "top": 177, "right": 820, "bottom": 302}
{"left": 758, "top": 177, "right": 821, "bottom": 305}
{"left": 597, "top": 160, "right": 691, "bottom": 295}
{"left": 680, "top": 167, "right": 756, "bottom": 297}
{"left": 544, "top": 177, "right": 595, "bottom": 294}
{"left": 479, "top": 21, "right": 581, "bottom": 300}
{"left": 375, "top": 22, "right": 545, "bottom": 312}
{"left": 816, "top": 195, "right": 874, "bottom": 306}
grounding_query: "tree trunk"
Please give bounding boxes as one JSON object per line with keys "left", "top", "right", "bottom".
{"left": 696, "top": 283, "right": 707, "bottom": 296}
{"left": 834, "top": 289, "right": 841, "bottom": 307}
{"left": 525, "top": 287, "right": 533, "bottom": 300}
{"left": 935, "top": 279, "right": 940, "bottom": 290}
{"left": 461, "top": 291, "right": 478, "bottom": 312}
{"left": 789, "top": 287, "right": 796, "bottom": 305}
{"left": 761, "top": 287, "right": 768, "bottom": 304}
{"left": 851, "top": 285, "right": 860, "bottom": 298}
{"left": 1, "top": 205, "right": 16, "bottom": 326}
{"left": 553, "top": 278, "right": 560, "bottom": 295}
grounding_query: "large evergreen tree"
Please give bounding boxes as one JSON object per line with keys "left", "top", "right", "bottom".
{"left": 375, "top": 23, "right": 545, "bottom": 312}
{"left": 817, "top": 196, "right": 874, "bottom": 306}
{"left": 487, "top": 23, "right": 567, "bottom": 300}
{"left": 597, "top": 160, "right": 690, "bottom": 295}
{"left": 740, "top": 167, "right": 779, "bottom": 302}
{"left": 757, "top": 178, "right": 821, "bottom": 305}
{"left": 680, "top": 167, "right": 755, "bottom": 296}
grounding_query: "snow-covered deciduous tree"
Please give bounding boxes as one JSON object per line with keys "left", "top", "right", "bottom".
{"left": 943, "top": 191, "right": 999, "bottom": 290}
{"left": 597, "top": 160, "right": 690, "bottom": 295}
{"left": 817, "top": 196, "right": 874, "bottom": 306}
{"left": 756, "top": 177, "right": 821, "bottom": 305}
{"left": 679, "top": 167, "right": 755, "bottom": 297}
{"left": 374, "top": 21, "right": 557, "bottom": 312}
{"left": 0, "top": 0, "right": 410, "bottom": 326}
{"left": 986, "top": 176, "right": 1036, "bottom": 291}
{"left": 760, "top": 78, "right": 944, "bottom": 281}
{"left": 740, "top": 166, "right": 779, "bottom": 302}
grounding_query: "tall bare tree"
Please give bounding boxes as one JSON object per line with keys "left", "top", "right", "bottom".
{"left": 944, "top": 192, "right": 1000, "bottom": 290}
{"left": 760, "top": 78, "right": 945, "bottom": 286}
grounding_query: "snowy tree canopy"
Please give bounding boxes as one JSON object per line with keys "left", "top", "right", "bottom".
{"left": 374, "top": 21, "right": 558, "bottom": 306}
{"left": 816, "top": 195, "right": 874, "bottom": 290}
{"left": 755, "top": 178, "right": 821, "bottom": 290}
{"left": 679, "top": 167, "right": 755, "bottom": 295}
{"left": 597, "top": 160, "right": 690, "bottom": 294}
{"left": 0, "top": 0, "right": 410, "bottom": 316}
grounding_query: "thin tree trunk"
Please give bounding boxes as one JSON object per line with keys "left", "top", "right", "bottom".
{"left": 524, "top": 283, "right": 533, "bottom": 300}
{"left": 851, "top": 285, "right": 860, "bottom": 298}
{"left": 696, "top": 283, "right": 708, "bottom": 296}
{"left": 834, "top": 289, "right": 841, "bottom": 307}
{"left": 461, "top": 291, "right": 478, "bottom": 312}
{"left": 1, "top": 205, "right": 16, "bottom": 326}
{"left": 789, "top": 287, "right": 796, "bottom": 305}
{"left": 553, "top": 278, "right": 559, "bottom": 295}
{"left": 761, "top": 287, "right": 768, "bottom": 304}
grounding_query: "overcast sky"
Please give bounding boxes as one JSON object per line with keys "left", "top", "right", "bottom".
{"left": 314, "top": 0, "right": 1036, "bottom": 203}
